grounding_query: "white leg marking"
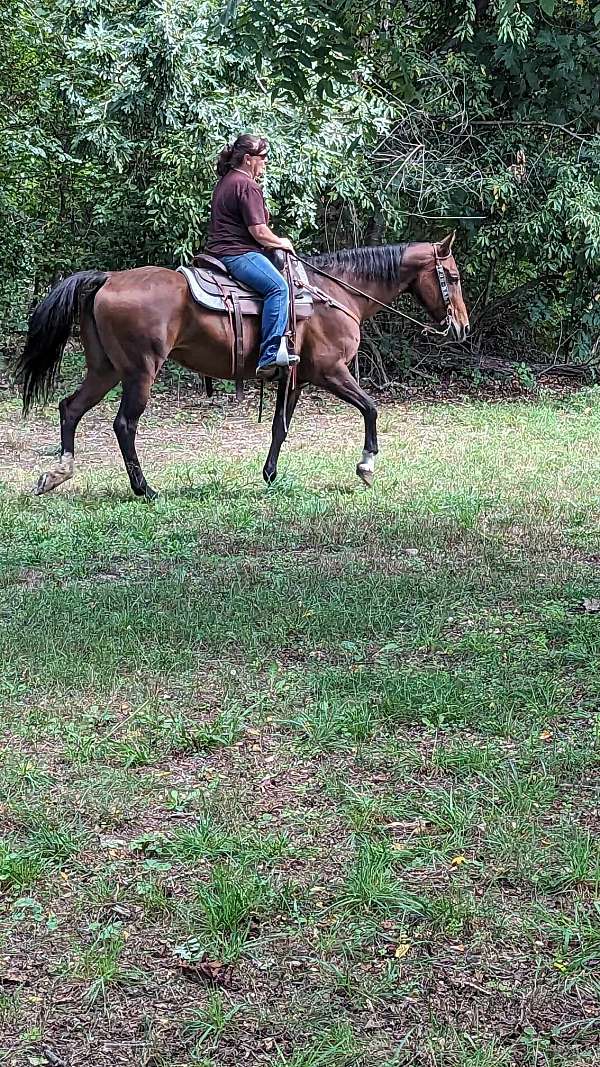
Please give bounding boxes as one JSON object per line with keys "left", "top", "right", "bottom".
{"left": 359, "top": 449, "right": 376, "bottom": 474}
{"left": 356, "top": 449, "right": 376, "bottom": 486}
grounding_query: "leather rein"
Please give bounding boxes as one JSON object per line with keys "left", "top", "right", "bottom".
{"left": 294, "top": 245, "right": 453, "bottom": 336}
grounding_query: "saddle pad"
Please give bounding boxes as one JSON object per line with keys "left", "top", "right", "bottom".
{"left": 176, "top": 262, "right": 313, "bottom": 319}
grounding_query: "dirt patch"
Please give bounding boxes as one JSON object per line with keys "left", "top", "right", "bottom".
{"left": 0, "top": 388, "right": 379, "bottom": 491}
{"left": 0, "top": 369, "right": 585, "bottom": 494}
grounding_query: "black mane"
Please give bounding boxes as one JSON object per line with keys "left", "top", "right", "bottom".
{"left": 307, "top": 243, "right": 408, "bottom": 282}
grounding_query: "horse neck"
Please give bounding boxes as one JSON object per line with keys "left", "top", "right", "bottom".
{"left": 322, "top": 270, "right": 410, "bottom": 322}
{"left": 308, "top": 243, "right": 432, "bottom": 320}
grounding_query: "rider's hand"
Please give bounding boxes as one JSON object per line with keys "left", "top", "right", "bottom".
{"left": 277, "top": 238, "right": 295, "bottom": 255}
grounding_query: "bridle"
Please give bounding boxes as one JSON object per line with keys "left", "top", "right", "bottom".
{"left": 433, "top": 245, "right": 453, "bottom": 332}
{"left": 294, "top": 246, "right": 455, "bottom": 336}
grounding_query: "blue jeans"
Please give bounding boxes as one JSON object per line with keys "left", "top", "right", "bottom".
{"left": 221, "top": 252, "right": 289, "bottom": 368}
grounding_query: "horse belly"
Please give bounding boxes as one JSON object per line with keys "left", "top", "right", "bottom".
{"left": 171, "top": 308, "right": 262, "bottom": 380}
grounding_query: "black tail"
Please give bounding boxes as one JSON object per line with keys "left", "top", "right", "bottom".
{"left": 15, "top": 270, "right": 108, "bottom": 414}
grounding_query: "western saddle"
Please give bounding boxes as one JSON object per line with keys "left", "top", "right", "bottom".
{"left": 176, "top": 252, "right": 314, "bottom": 399}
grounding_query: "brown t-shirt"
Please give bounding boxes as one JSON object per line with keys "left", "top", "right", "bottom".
{"left": 206, "top": 171, "right": 269, "bottom": 256}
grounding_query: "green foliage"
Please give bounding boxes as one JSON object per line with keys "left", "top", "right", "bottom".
{"left": 1, "top": 0, "right": 599, "bottom": 367}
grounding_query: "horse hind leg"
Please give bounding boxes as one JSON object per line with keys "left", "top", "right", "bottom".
{"left": 35, "top": 365, "right": 118, "bottom": 495}
{"left": 113, "top": 374, "right": 158, "bottom": 500}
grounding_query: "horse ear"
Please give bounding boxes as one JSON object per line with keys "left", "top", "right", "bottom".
{"left": 437, "top": 231, "right": 456, "bottom": 256}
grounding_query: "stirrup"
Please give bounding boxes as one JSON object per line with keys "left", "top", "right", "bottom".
{"left": 275, "top": 349, "right": 299, "bottom": 368}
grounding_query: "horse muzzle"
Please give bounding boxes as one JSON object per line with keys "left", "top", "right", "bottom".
{"left": 449, "top": 317, "right": 470, "bottom": 343}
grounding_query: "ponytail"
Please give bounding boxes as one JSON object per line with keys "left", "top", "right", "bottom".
{"left": 216, "top": 144, "right": 234, "bottom": 177}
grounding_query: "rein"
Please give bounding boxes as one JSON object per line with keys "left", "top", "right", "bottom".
{"left": 294, "top": 247, "right": 453, "bottom": 336}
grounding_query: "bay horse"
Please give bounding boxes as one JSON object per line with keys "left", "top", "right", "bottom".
{"left": 16, "top": 234, "right": 469, "bottom": 497}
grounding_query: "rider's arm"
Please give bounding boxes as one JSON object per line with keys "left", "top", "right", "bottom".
{"left": 248, "top": 224, "right": 294, "bottom": 253}
{"left": 237, "top": 182, "right": 294, "bottom": 253}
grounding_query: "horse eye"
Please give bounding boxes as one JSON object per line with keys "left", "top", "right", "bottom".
{"left": 448, "top": 274, "right": 459, "bottom": 284}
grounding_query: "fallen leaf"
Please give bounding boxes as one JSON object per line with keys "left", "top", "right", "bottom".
{"left": 178, "top": 957, "right": 233, "bottom": 987}
{"left": 0, "top": 971, "right": 28, "bottom": 986}
{"left": 451, "top": 855, "right": 467, "bottom": 867}
{"left": 111, "top": 905, "right": 132, "bottom": 918}
{"left": 581, "top": 598, "right": 600, "bottom": 613}
{"left": 99, "top": 835, "right": 128, "bottom": 850}
{"left": 41, "top": 1049, "right": 67, "bottom": 1067}
{"left": 394, "top": 943, "right": 411, "bottom": 959}
{"left": 539, "top": 730, "right": 553, "bottom": 741}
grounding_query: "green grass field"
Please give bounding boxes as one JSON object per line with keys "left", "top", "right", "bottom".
{"left": 0, "top": 384, "right": 599, "bottom": 1066}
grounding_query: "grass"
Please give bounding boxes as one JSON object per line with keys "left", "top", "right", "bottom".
{"left": 0, "top": 384, "right": 599, "bottom": 1065}
{"left": 66, "top": 921, "right": 145, "bottom": 1006}
{"left": 338, "top": 838, "right": 427, "bottom": 916}
{"left": 185, "top": 991, "right": 242, "bottom": 1050}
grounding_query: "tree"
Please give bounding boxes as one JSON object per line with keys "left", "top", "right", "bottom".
{"left": 1, "top": 0, "right": 599, "bottom": 370}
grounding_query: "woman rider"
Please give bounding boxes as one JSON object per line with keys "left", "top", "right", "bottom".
{"left": 205, "top": 133, "right": 299, "bottom": 380}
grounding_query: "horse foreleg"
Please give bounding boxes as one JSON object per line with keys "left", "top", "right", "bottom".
{"left": 113, "top": 375, "right": 157, "bottom": 500}
{"left": 319, "top": 363, "right": 378, "bottom": 486}
{"left": 262, "top": 375, "right": 302, "bottom": 484}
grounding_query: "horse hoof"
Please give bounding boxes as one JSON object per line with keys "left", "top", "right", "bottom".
{"left": 133, "top": 483, "right": 159, "bottom": 501}
{"left": 34, "top": 471, "right": 67, "bottom": 495}
{"left": 263, "top": 467, "right": 277, "bottom": 485}
{"left": 356, "top": 464, "right": 374, "bottom": 487}
{"left": 33, "top": 453, "right": 74, "bottom": 496}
